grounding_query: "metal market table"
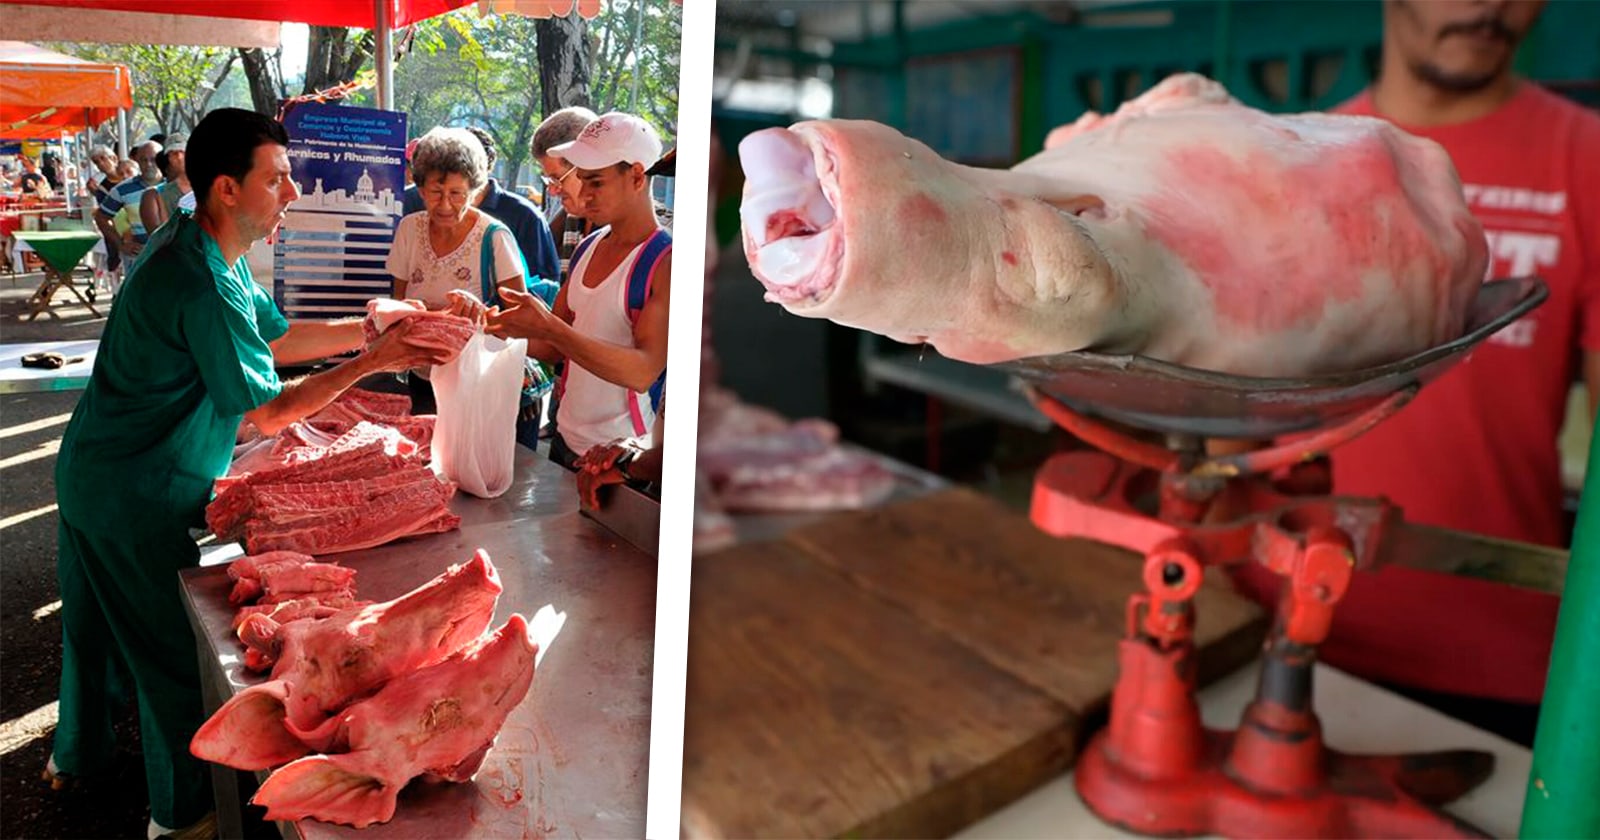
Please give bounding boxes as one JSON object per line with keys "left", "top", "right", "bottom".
{"left": 180, "top": 449, "right": 656, "bottom": 839}
{"left": 13, "top": 229, "right": 105, "bottom": 319}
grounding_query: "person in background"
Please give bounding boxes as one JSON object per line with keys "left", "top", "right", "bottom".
{"left": 488, "top": 112, "right": 671, "bottom": 468}
{"left": 387, "top": 127, "right": 559, "bottom": 449}
{"left": 403, "top": 138, "right": 420, "bottom": 187}
{"left": 403, "top": 126, "right": 561, "bottom": 293}
{"left": 1226, "top": 0, "right": 1599, "bottom": 747}
{"left": 13, "top": 156, "right": 52, "bottom": 198}
{"left": 141, "top": 133, "right": 191, "bottom": 237}
{"left": 41, "top": 152, "right": 64, "bottom": 191}
{"left": 531, "top": 106, "right": 600, "bottom": 279}
{"left": 85, "top": 146, "right": 119, "bottom": 205}
{"left": 47, "top": 107, "right": 450, "bottom": 840}
{"left": 96, "top": 140, "right": 163, "bottom": 260}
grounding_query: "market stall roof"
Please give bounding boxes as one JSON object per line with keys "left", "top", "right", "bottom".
{"left": 4, "top": 0, "right": 628, "bottom": 28}
{"left": 0, "top": 4, "right": 282, "bottom": 49}
{"left": 0, "top": 0, "right": 476, "bottom": 28}
{"left": 0, "top": 40, "right": 133, "bottom": 139}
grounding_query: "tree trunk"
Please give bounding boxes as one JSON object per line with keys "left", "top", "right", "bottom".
{"left": 536, "top": 12, "right": 592, "bottom": 119}
{"left": 183, "top": 53, "right": 238, "bottom": 130}
{"left": 238, "top": 47, "right": 285, "bottom": 116}
{"left": 303, "top": 26, "right": 375, "bottom": 96}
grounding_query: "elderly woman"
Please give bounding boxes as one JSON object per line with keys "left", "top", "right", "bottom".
{"left": 387, "top": 127, "right": 556, "bottom": 441}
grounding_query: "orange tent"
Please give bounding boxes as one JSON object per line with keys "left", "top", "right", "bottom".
{"left": 0, "top": 40, "right": 133, "bottom": 140}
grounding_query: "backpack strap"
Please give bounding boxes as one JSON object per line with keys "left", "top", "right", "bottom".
{"left": 626, "top": 229, "right": 671, "bottom": 415}
{"left": 626, "top": 229, "right": 671, "bottom": 327}
{"left": 478, "top": 218, "right": 530, "bottom": 308}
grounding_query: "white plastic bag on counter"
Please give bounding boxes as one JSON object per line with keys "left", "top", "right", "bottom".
{"left": 430, "top": 330, "right": 528, "bottom": 498}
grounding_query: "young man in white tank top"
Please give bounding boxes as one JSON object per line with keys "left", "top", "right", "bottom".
{"left": 487, "top": 112, "right": 671, "bottom": 469}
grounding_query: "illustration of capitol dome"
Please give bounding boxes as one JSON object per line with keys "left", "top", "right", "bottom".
{"left": 353, "top": 168, "right": 376, "bottom": 203}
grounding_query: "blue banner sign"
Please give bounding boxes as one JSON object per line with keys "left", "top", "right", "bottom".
{"left": 275, "top": 102, "right": 407, "bottom": 318}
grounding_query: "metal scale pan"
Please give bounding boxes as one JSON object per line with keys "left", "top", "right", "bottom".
{"left": 993, "top": 277, "right": 1548, "bottom": 440}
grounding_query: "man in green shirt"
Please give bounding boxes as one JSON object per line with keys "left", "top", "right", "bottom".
{"left": 48, "top": 108, "right": 449, "bottom": 840}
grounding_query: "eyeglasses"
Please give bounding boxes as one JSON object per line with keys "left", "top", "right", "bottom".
{"left": 541, "top": 162, "right": 577, "bottom": 189}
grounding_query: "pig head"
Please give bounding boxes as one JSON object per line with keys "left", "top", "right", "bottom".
{"left": 191, "top": 550, "right": 503, "bottom": 770}
{"left": 739, "top": 73, "right": 1488, "bottom": 377}
{"left": 251, "top": 608, "right": 566, "bottom": 829}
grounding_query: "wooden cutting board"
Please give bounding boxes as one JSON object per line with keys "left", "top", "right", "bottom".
{"left": 682, "top": 488, "right": 1267, "bottom": 839}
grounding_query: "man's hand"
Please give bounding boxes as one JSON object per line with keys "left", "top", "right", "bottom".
{"left": 575, "top": 438, "right": 644, "bottom": 509}
{"left": 486, "top": 287, "right": 565, "bottom": 342}
{"left": 364, "top": 317, "right": 456, "bottom": 372}
{"left": 444, "top": 289, "right": 488, "bottom": 325}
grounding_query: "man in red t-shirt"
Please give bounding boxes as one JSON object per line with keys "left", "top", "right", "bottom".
{"left": 1230, "top": 0, "right": 1600, "bottom": 744}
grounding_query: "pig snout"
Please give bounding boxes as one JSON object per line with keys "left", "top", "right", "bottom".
{"left": 739, "top": 128, "right": 839, "bottom": 300}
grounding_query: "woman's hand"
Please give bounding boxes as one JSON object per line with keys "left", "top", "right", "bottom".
{"left": 444, "top": 289, "right": 487, "bottom": 325}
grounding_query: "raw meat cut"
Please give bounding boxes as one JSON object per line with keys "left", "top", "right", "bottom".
{"left": 190, "top": 551, "right": 504, "bottom": 769}
{"left": 208, "top": 422, "right": 458, "bottom": 556}
{"left": 335, "top": 387, "right": 414, "bottom": 418}
{"left": 233, "top": 592, "right": 364, "bottom": 635}
{"left": 363, "top": 298, "right": 477, "bottom": 362}
{"left": 250, "top": 609, "right": 565, "bottom": 828}
{"left": 228, "top": 559, "right": 355, "bottom": 606}
{"left": 305, "top": 401, "right": 436, "bottom": 453}
{"left": 737, "top": 73, "right": 1489, "bottom": 377}
{"left": 241, "top": 478, "right": 459, "bottom": 556}
{"left": 213, "top": 421, "right": 419, "bottom": 506}
{"left": 696, "top": 387, "right": 897, "bottom": 515}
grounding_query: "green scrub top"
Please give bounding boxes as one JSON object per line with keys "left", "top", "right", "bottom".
{"left": 56, "top": 210, "right": 288, "bottom": 534}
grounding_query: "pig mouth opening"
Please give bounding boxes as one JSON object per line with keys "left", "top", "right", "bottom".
{"left": 739, "top": 128, "right": 841, "bottom": 304}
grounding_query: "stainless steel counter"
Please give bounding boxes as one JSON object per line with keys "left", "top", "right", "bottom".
{"left": 180, "top": 450, "right": 655, "bottom": 839}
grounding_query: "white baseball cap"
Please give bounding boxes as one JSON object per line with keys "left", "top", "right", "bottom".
{"left": 550, "top": 112, "right": 662, "bottom": 171}
{"left": 165, "top": 133, "right": 188, "bottom": 153}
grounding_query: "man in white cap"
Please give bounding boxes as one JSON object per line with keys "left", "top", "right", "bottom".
{"left": 488, "top": 112, "right": 671, "bottom": 469}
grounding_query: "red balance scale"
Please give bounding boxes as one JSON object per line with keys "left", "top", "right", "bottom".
{"left": 995, "top": 278, "right": 1551, "bottom": 839}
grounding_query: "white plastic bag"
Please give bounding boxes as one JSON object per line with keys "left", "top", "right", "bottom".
{"left": 430, "top": 330, "right": 528, "bottom": 498}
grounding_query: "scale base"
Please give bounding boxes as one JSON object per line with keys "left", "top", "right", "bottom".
{"left": 1075, "top": 727, "right": 1494, "bottom": 839}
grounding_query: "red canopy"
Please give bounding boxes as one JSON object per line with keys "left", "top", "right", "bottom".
{"left": 0, "top": 40, "right": 133, "bottom": 139}
{"left": 0, "top": 0, "right": 477, "bottom": 29}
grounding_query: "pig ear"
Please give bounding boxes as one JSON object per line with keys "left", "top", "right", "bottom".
{"left": 253, "top": 754, "right": 398, "bottom": 829}
{"left": 190, "top": 680, "right": 311, "bottom": 770}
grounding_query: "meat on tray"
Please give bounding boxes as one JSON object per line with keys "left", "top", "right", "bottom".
{"left": 191, "top": 550, "right": 504, "bottom": 770}
{"left": 251, "top": 609, "right": 562, "bottom": 829}
{"left": 737, "top": 73, "right": 1489, "bottom": 378}
{"left": 209, "top": 421, "right": 459, "bottom": 556}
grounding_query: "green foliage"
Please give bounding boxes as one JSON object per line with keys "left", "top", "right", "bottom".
{"left": 384, "top": 3, "right": 680, "bottom": 187}
{"left": 47, "top": 42, "right": 237, "bottom": 138}
{"left": 589, "top": 0, "right": 681, "bottom": 137}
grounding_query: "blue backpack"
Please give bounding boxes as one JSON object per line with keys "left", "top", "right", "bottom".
{"left": 558, "top": 228, "right": 670, "bottom": 421}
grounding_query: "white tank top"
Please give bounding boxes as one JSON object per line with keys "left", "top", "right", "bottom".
{"left": 557, "top": 228, "right": 657, "bottom": 455}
